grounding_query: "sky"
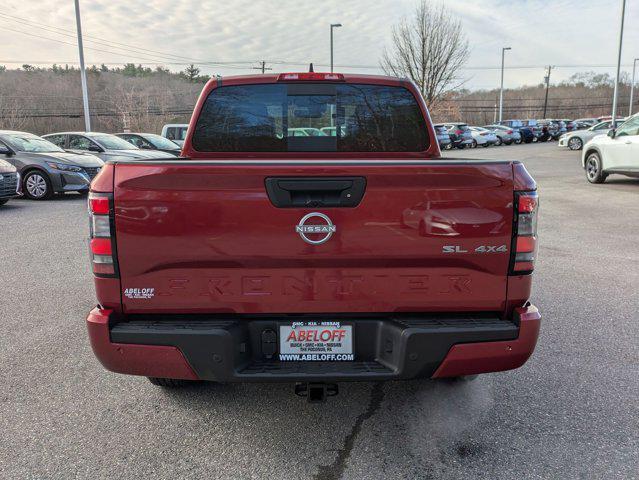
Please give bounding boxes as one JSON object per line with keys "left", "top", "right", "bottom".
{"left": 1, "top": 0, "right": 638, "bottom": 91}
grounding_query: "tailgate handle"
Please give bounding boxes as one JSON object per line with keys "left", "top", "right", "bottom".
{"left": 265, "top": 177, "right": 366, "bottom": 208}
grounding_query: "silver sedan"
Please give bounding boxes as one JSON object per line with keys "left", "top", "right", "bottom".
{"left": 557, "top": 120, "right": 622, "bottom": 150}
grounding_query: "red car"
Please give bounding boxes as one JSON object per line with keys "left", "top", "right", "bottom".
{"left": 86, "top": 72, "right": 540, "bottom": 401}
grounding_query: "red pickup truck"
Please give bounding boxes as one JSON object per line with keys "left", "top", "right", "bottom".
{"left": 86, "top": 72, "right": 540, "bottom": 401}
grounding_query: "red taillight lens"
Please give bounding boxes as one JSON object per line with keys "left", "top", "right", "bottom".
{"left": 88, "top": 192, "right": 118, "bottom": 277}
{"left": 511, "top": 191, "right": 538, "bottom": 274}
{"left": 89, "top": 196, "right": 110, "bottom": 215}
{"left": 518, "top": 194, "right": 538, "bottom": 213}
{"left": 90, "top": 238, "right": 112, "bottom": 256}
{"left": 507, "top": 129, "right": 513, "bottom": 134}
{"left": 456, "top": 129, "right": 463, "bottom": 135}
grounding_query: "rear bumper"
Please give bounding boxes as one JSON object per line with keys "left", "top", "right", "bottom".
{"left": 86, "top": 305, "right": 541, "bottom": 382}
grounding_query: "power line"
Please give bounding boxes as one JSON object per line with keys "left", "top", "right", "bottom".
{"left": 0, "top": 13, "right": 255, "bottom": 67}
{"left": 0, "top": 24, "right": 255, "bottom": 70}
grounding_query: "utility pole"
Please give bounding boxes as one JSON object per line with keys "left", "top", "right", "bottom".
{"left": 629, "top": 58, "right": 638, "bottom": 116}
{"left": 499, "top": 47, "right": 511, "bottom": 123}
{"left": 542, "top": 65, "right": 553, "bottom": 118}
{"left": 74, "top": 0, "right": 91, "bottom": 131}
{"left": 330, "top": 23, "right": 342, "bottom": 73}
{"left": 611, "top": 0, "right": 626, "bottom": 128}
{"left": 252, "top": 61, "right": 272, "bottom": 75}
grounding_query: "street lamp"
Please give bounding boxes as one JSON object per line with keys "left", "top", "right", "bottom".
{"left": 498, "top": 47, "right": 511, "bottom": 123}
{"left": 611, "top": 0, "right": 626, "bottom": 128}
{"left": 74, "top": 0, "right": 91, "bottom": 131}
{"left": 330, "top": 23, "right": 342, "bottom": 73}
{"left": 629, "top": 58, "right": 638, "bottom": 116}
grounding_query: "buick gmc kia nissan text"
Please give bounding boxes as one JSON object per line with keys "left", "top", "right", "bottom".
{"left": 86, "top": 73, "right": 541, "bottom": 396}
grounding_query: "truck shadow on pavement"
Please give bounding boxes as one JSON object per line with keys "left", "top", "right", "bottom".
{"left": 151, "top": 377, "right": 494, "bottom": 479}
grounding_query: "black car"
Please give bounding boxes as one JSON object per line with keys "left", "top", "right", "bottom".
{"left": 116, "top": 133, "right": 182, "bottom": 156}
{"left": 0, "top": 157, "right": 20, "bottom": 206}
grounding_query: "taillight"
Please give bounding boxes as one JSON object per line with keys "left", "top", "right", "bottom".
{"left": 88, "top": 192, "right": 118, "bottom": 277}
{"left": 507, "top": 129, "right": 513, "bottom": 134}
{"left": 510, "top": 191, "right": 538, "bottom": 274}
{"left": 456, "top": 129, "right": 463, "bottom": 135}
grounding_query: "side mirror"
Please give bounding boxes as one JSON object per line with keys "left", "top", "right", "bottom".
{"left": 88, "top": 144, "right": 103, "bottom": 153}
{"left": 0, "top": 145, "right": 13, "bottom": 156}
{"left": 607, "top": 129, "right": 616, "bottom": 139}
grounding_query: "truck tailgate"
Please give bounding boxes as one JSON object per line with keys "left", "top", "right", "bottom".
{"left": 113, "top": 161, "right": 515, "bottom": 314}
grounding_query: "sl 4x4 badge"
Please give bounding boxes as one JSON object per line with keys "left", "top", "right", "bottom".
{"left": 443, "top": 245, "right": 508, "bottom": 254}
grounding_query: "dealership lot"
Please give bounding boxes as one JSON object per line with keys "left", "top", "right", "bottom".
{"left": 1, "top": 142, "right": 637, "bottom": 479}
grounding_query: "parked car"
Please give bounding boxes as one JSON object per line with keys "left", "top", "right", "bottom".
{"left": 434, "top": 125, "right": 452, "bottom": 150}
{"left": 85, "top": 72, "right": 541, "bottom": 396}
{"left": 484, "top": 125, "right": 519, "bottom": 145}
{"left": 539, "top": 120, "right": 565, "bottom": 140}
{"left": 288, "top": 127, "right": 327, "bottom": 137}
{"left": 161, "top": 124, "right": 189, "bottom": 146}
{"left": 468, "top": 127, "right": 498, "bottom": 147}
{"left": 116, "top": 133, "right": 182, "bottom": 156}
{"left": 496, "top": 119, "right": 531, "bottom": 143}
{"left": 523, "top": 120, "right": 548, "bottom": 142}
{"left": 558, "top": 120, "right": 621, "bottom": 150}
{"left": 0, "top": 157, "right": 19, "bottom": 206}
{"left": 573, "top": 118, "right": 597, "bottom": 129}
{"left": 43, "top": 132, "right": 176, "bottom": 161}
{"left": 582, "top": 113, "right": 639, "bottom": 183}
{"left": 559, "top": 119, "right": 576, "bottom": 132}
{"left": 0, "top": 130, "right": 103, "bottom": 200}
{"left": 436, "top": 123, "right": 473, "bottom": 149}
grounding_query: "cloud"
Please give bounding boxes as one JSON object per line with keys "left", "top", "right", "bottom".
{"left": 1, "top": 0, "right": 638, "bottom": 89}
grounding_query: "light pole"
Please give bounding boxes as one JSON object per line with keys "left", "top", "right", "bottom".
{"left": 629, "top": 58, "right": 638, "bottom": 116}
{"left": 611, "top": 0, "right": 626, "bottom": 128}
{"left": 542, "top": 65, "right": 553, "bottom": 118}
{"left": 499, "top": 47, "right": 511, "bottom": 123}
{"left": 74, "top": 0, "right": 91, "bottom": 131}
{"left": 330, "top": 23, "right": 342, "bottom": 73}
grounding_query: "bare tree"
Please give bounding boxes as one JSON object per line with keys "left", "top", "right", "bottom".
{"left": 381, "top": 1, "right": 469, "bottom": 107}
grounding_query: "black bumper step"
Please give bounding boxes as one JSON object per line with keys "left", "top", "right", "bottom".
{"left": 110, "top": 314, "right": 518, "bottom": 382}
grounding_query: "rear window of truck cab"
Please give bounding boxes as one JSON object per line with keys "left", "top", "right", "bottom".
{"left": 191, "top": 83, "right": 429, "bottom": 152}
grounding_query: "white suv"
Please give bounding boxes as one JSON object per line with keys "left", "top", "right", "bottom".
{"left": 582, "top": 114, "right": 639, "bottom": 183}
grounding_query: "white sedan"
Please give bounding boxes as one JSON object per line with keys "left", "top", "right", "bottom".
{"left": 582, "top": 114, "right": 639, "bottom": 183}
{"left": 469, "top": 127, "right": 498, "bottom": 148}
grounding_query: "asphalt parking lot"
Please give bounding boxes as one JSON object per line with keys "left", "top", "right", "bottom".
{"left": 1, "top": 142, "right": 637, "bottom": 479}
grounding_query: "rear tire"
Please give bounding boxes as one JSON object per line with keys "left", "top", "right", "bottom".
{"left": 0, "top": 199, "right": 8, "bottom": 206}
{"left": 585, "top": 152, "right": 607, "bottom": 184}
{"left": 494, "top": 136, "right": 502, "bottom": 146}
{"left": 471, "top": 139, "right": 477, "bottom": 148}
{"left": 147, "top": 377, "right": 197, "bottom": 388}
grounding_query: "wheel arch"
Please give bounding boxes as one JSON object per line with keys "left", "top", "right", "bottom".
{"left": 21, "top": 166, "right": 56, "bottom": 195}
{"left": 582, "top": 146, "right": 602, "bottom": 169}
